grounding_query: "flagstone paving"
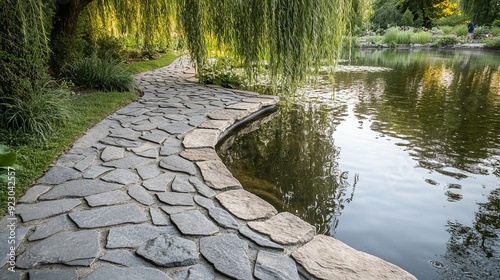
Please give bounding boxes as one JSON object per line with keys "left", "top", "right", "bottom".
{"left": 0, "top": 57, "right": 417, "bottom": 279}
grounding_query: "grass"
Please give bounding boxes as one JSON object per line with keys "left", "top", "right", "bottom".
{"left": 0, "top": 53, "right": 177, "bottom": 213}
{"left": 454, "top": 25, "right": 468, "bottom": 37}
{"left": 124, "top": 53, "right": 178, "bottom": 74}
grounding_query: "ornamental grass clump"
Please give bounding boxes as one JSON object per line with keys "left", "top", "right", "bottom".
{"left": 383, "top": 28, "right": 399, "bottom": 45}
{"left": 412, "top": 32, "right": 432, "bottom": 44}
{"left": 454, "top": 25, "right": 468, "bottom": 37}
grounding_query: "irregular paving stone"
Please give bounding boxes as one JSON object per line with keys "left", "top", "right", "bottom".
{"left": 55, "top": 154, "right": 85, "bottom": 168}
{"left": 207, "top": 109, "right": 250, "bottom": 121}
{"left": 291, "top": 235, "right": 417, "bottom": 280}
{"left": 40, "top": 179, "right": 122, "bottom": 200}
{"left": 160, "top": 155, "right": 197, "bottom": 175}
{"left": 28, "top": 214, "right": 72, "bottom": 241}
{"left": 0, "top": 270, "right": 21, "bottom": 280}
{"left": 0, "top": 222, "right": 29, "bottom": 268}
{"left": 83, "top": 166, "right": 114, "bottom": 179}
{"left": 37, "top": 166, "right": 80, "bottom": 185}
{"left": 119, "top": 115, "right": 149, "bottom": 127}
{"left": 74, "top": 155, "right": 96, "bottom": 172}
{"left": 100, "top": 137, "right": 141, "bottom": 148}
{"left": 216, "top": 189, "right": 277, "bottom": 220}
{"left": 69, "top": 204, "right": 147, "bottom": 228}
{"left": 180, "top": 148, "right": 221, "bottom": 162}
{"left": 128, "top": 185, "right": 155, "bottom": 205}
{"left": 199, "top": 119, "right": 232, "bottom": 131}
{"left": 129, "top": 142, "right": 159, "bottom": 159}
{"left": 208, "top": 207, "right": 240, "bottom": 229}
{"left": 193, "top": 195, "right": 215, "bottom": 209}
{"left": 196, "top": 161, "right": 242, "bottom": 190}
{"left": 17, "top": 230, "right": 100, "bottom": 269}
{"left": 150, "top": 207, "right": 170, "bottom": 225}
{"left": 19, "top": 185, "right": 50, "bottom": 203}
{"left": 254, "top": 251, "right": 300, "bottom": 280}
{"left": 130, "top": 121, "right": 157, "bottom": 131}
{"left": 137, "top": 234, "right": 198, "bottom": 267}
{"left": 68, "top": 147, "right": 98, "bottom": 155}
{"left": 142, "top": 172, "right": 176, "bottom": 191}
{"left": 164, "top": 114, "right": 186, "bottom": 121}
{"left": 248, "top": 212, "right": 315, "bottom": 245}
{"left": 103, "top": 155, "right": 154, "bottom": 169}
{"left": 159, "top": 122, "right": 194, "bottom": 135}
{"left": 29, "top": 270, "right": 78, "bottom": 280}
{"left": 239, "top": 226, "right": 284, "bottom": 250}
{"left": 188, "top": 116, "right": 207, "bottom": 126}
{"left": 101, "top": 146, "right": 125, "bottom": 162}
{"left": 85, "top": 190, "right": 131, "bottom": 207}
{"left": 101, "top": 169, "right": 140, "bottom": 185}
{"left": 226, "top": 102, "right": 262, "bottom": 111}
{"left": 160, "top": 206, "right": 196, "bottom": 215}
{"left": 174, "top": 264, "right": 214, "bottom": 280}
{"left": 200, "top": 234, "right": 252, "bottom": 280}
{"left": 242, "top": 97, "right": 279, "bottom": 106}
{"left": 100, "top": 250, "right": 148, "bottom": 267}
{"left": 17, "top": 199, "right": 81, "bottom": 222}
{"left": 171, "top": 175, "right": 196, "bottom": 193}
{"left": 159, "top": 137, "right": 182, "bottom": 156}
{"left": 183, "top": 129, "right": 220, "bottom": 149}
{"left": 157, "top": 192, "right": 194, "bottom": 206}
{"left": 136, "top": 164, "right": 161, "bottom": 180}
{"left": 189, "top": 177, "right": 216, "bottom": 198}
{"left": 140, "top": 130, "right": 168, "bottom": 144}
{"left": 170, "top": 210, "right": 219, "bottom": 235}
{"left": 84, "top": 265, "right": 172, "bottom": 280}
{"left": 109, "top": 128, "right": 141, "bottom": 141}
{"left": 107, "top": 224, "right": 176, "bottom": 248}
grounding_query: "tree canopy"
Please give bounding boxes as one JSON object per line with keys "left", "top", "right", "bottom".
{"left": 460, "top": 0, "right": 500, "bottom": 25}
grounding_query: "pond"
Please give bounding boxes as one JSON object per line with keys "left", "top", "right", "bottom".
{"left": 217, "top": 49, "right": 500, "bottom": 279}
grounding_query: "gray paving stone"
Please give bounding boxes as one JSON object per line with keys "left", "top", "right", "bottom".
{"left": 128, "top": 185, "right": 155, "bottom": 205}
{"left": 150, "top": 207, "right": 170, "bottom": 225}
{"left": 199, "top": 119, "right": 233, "bottom": 131}
{"left": 55, "top": 154, "right": 85, "bottom": 168}
{"left": 17, "top": 230, "right": 100, "bottom": 269}
{"left": 68, "top": 147, "right": 99, "bottom": 155}
{"left": 0, "top": 270, "right": 21, "bottom": 280}
{"left": 29, "top": 270, "right": 78, "bottom": 280}
{"left": 170, "top": 210, "right": 219, "bottom": 235}
{"left": 17, "top": 199, "right": 81, "bottom": 222}
{"left": 164, "top": 114, "right": 186, "bottom": 121}
{"left": 183, "top": 129, "right": 220, "bottom": 149}
{"left": 148, "top": 116, "right": 170, "bottom": 127}
{"left": 19, "top": 185, "right": 50, "bottom": 203}
{"left": 238, "top": 226, "right": 284, "bottom": 250}
{"left": 193, "top": 195, "right": 215, "bottom": 209}
{"left": 216, "top": 189, "right": 277, "bottom": 221}
{"left": 69, "top": 204, "right": 147, "bottom": 228}
{"left": 189, "top": 177, "right": 216, "bottom": 198}
{"left": 200, "top": 234, "right": 252, "bottom": 280}
{"left": 174, "top": 264, "right": 214, "bottom": 280}
{"left": 101, "top": 169, "right": 140, "bottom": 185}
{"left": 130, "top": 121, "right": 157, "bottom": 131}
{"left": 188, "top": 116, "right": 207, "bottom": 126}
{"left": 254, "top": 251, "right": 300, "bottom": 280}
{"left": 83, "top": 166, "right": 114, "bottom": 179}
{"left": 197, "top": 160, "right": 242, "bottom": 190}
{"left": 137, "top": 233, "right": 198, "bottom": 267}
{"left": 74, "top": 155, "right": 96, "bottom": 172}
{"left": 143, "top": 172, "right": 176, "bottom": 191}
{"left": 85, "top": 190, "right": 131, "bottom": 207}
{"left": 107, "top": 224, "right": 176, "bottom": 248}
{"left": 160, "top": 137, "right": 182, "bottom": 156}
{"left": 157, "top": 192, "right": 195, "bottom": 206}
{"left": 100, "top": 250, "right": 148, "bottom": 267}
{"left": 159, "top": 155, "right": 197, "bottom": 175}
{"left": 84, "top": 265, "right": 172, "bottom": 280}
{"left": 28, "top": 214, "right": 72, "bottom": 241}
{"left": 129, "top": 143, "right": 159, "bottom": 159}
{"left": 137, "top": 164, "right": 162, "bottom": 180}
{"left": 172, "top": 175, "right": 196, "bottom": 192}
{"left": 109, "top": 127, "right": 141, "bottom": 141}
{"left": 100, "top": 137, "right": 141, "bottom": 148}
{"left": 36, "top": 166, "right": 80, "bottom": 185}
{"left": 101, "top": 146, "right": 125, "bottom": 162}
{"left": 140, "top": 130, "right": 168, "bottom": 144}
{"left": 226, "top": 102, "right": 262, "bottom": 111}
{"left": 208, "top": 207, "right": 240, "bottom": 229}
{"left": 180, "top": 148, "right": 221, "bottom": 162}
{"left": 160, "top": 206, "right": 196, "bottom": 215}
{"left": 40, "top": 179, "right": 122, "bottom": 200}
{"left": 158, "top": 122, "right": 194, "bottom": 134}
{"left": 0, "top": 221, "right": 29, "bottom": 268}
{"left": 102, "top": 155, "right": 154, "bottom": 169}
{"left": 119, "top": 115, "right": 149, "bottom": 127}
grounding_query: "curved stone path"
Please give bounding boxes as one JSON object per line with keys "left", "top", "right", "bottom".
{"left": 1, "top": 57, "right": 416, "bottom": 279}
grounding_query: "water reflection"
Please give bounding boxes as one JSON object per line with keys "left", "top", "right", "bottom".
{"left": 219, "top": 49, "right": 500, "bottom": 279}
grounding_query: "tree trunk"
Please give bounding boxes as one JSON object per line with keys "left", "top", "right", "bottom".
{"left": 49, "top": 0, "right": 94, "bottom": 73}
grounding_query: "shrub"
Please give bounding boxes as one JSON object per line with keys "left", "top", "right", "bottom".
{"left": 474, "top": 26, "right": 489, "bottom": 37}
{"left": 401, "top": 9, "right": 414, "bottom": 27}
{"left": 383, "top": 27, "right": 399, "bottom": 44}
{"left": 490, "top": 27, "right": 500, "bottom": 37}
{"left": 433, "top": 14, "right": 467, "bottom": 26}
{"left": 412, "top": 31, "right": 432, "bottom": 44}
{"left": 397, "top": 30, "right": 413, "bottom": 44}
{"left": 62, "top": 54, "right": 135, "bottom": 92}
{"left": 95, "top": 35, "right": 127, "bottom": 61}
{"left": 431, "top": 35, "right": 459, "bottom": 47}
{"left": 198, "top": 58, "right": 245, "bottom": 89}
{"left": 439, "top": 26, "right": 453, "bottom": 34}
{"left": 484, "top": 38, "right": 500, "bottom": 49}
{"left": 454, "top": 25, "right": 468, "bottom": 36}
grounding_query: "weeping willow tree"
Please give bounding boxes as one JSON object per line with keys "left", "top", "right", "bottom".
{"left": 51, "top": 0, "right": 359, "bottom": 88}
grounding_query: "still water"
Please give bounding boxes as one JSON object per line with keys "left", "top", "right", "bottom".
{"left": 218, "top": 49, "right": 500, "bottom": 279}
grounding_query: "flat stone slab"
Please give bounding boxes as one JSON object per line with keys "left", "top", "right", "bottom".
{"left": 29, "top": 270, "right": 78, "bottom": 280}
{"left": 291, "top": 235, "right": 417, "bottom": 280}
{"left": 226, "top": 102, "right": 262, "bottom": 111}
{"left": 101, "top": 169, "right": 140, "bottom": 185}
{"left": 193, "top": 195, "right": 215, "bottom": 209}
{"left": 248, "top": 212, "right": 315, "bottom": 245}
{"left": 74, "top": 155, "right": 96, "bottom": 172}
{"left": 180, "top": 148, "right": 221, "bottom": 162}
{"left": 216, "top": 189, "right": 277, "bottom": 220}
{"left": 157, "top": 192, "right": 194, "bottom": 206}
{"left": 173, "top": 264, "right": 213, "bottom": 280}
{"left": 242, "top": 97, "right": 279, "bottom": 106}
{"left": 83, "top": 166, "right": 114, "bottom": 179}
{"left": 102, "top": 155, "right": 154, "bottom": 169}
{"left": 150, "top": 207, "right": 170, "bottom": 225}
{"left": 137, "top": 234, "right": 198, "bottom": 267}
{"left": 101, "top": 146, "right": 125, "bottom": 162}
{"left": 128, "top": 185, "right": 155, "bottom": 205}
{"left": 40, "top": 179, "right": 122, "bottom": 200}
{"left": 239, "top": 226, "right": 283, "bottom": 250}
{"left": 36, "top": 166, "right": 80, "bottom": 185}
{"left": 189, "top": 177, "right": 216, "bottom": 198}
{"left": 17, "top": 230, "right": 100, "bottom": 269}
{"left": 196, "top": 160, "right": 242, "bottom": 190}
{"left": 159, "top": 122, "right": 194, "bottom": 134}
{"left": 100, "top": 250, "right": 147, "bottom": 267}
{"left": 200, "top": 234, "right": 252, "bottom": 279}
{"left": 28, "top": 214, "right": 72, "bottom": 241}
{"left": 170, "top": 210, "right": 219, "bottom": 235}
{"left": 69, "top": 204, "right": 147, "bottom": 228}
{"left": 208, "top": 207, "right": 239, "bottom": 229}
{"left": 19, "top": 185, "right": 50, "bottom": 203}
{"left": 107, "top": 224, "right": 176, "bottom": 248}
{"left": 109, "top": 127, "right": 141, "bottom": 141}
{"left": 207, "top": 109, "right": 250, "bottom": 121}
{"left": 85, "top": 190, "right": 131, "bottom": 207}
{"left": 17, "top": 199, "right": 81, "bottom": 222}
{"left": 183, "top": 129, "right": 220, "bottom": 149}
{"left": 254, "top": 251, "right": 300, "bottom": 280}
{"left": 140, "top": 130, "right": 168, "bottom": 144}
{"left": 137, "top": 164, "right": 162, "bottom": 180}
{"left": 100, "top": 137, "right": 141, "bottom": 148}
{"left": 84, "top": 265, "right": 172, "bottom": 280}
{"left": 159, "top": 155, "right": 197, "bottom": 175}
{"left": 171, "top": 175, "right": 196, "bottom": 192}
{"left": 142, "top": 172, "right": 176, "bottom": 192}
{"left": 160, "top": 206, "right": 196, "bottom": 215}
{"left": 198, "top": 119, "right": 232, "bottom": 131}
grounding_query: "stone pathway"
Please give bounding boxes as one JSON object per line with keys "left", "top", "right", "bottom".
{"left": 0, "top": 57, "right": 416, "bottom": 279}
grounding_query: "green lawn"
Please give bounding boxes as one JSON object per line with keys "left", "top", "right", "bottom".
{"left": 0, "top": 53, "right": 178, "bottom": 213}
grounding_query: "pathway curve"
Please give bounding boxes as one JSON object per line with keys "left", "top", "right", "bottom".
{"left": 1, "top": 57, "right": 416, "bottom": 279}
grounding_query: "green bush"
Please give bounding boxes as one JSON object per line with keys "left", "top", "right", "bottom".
{"left": 383, "top": 27, "right": 399, "bottom": 44}
{"left": 439, "top": 26, "right": 453, "bottom": 34}
{"left": 490, "top": 27, "right": 500, "bottom": 37}
{"left": 62, "top": 55, "right": 135, "bottom": 92}
{"left": 433, "top": 14, "right": 467, "bottom": 26}
{"left": 474, "top": 26, "right": 489, "bottom": 37}
{"left": 431, "top": 35, "right": 459, "bottom": 47}
{"left": 401, "top": 9, "right": 414, "bottom": 27}
{"left": 412, "top": 32, "right": 432, "bottom": 44}
{"left": 484, "top": 38, "right": 500, "bottom": 49}
{"left": 95, "top": 35, "right": 127, "bottom": 61}
{"left": 198, "top": 58, "right": 245, "bottom": 89}
{"left": 454, "top": 25, "right": 468, "bottom": 36}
